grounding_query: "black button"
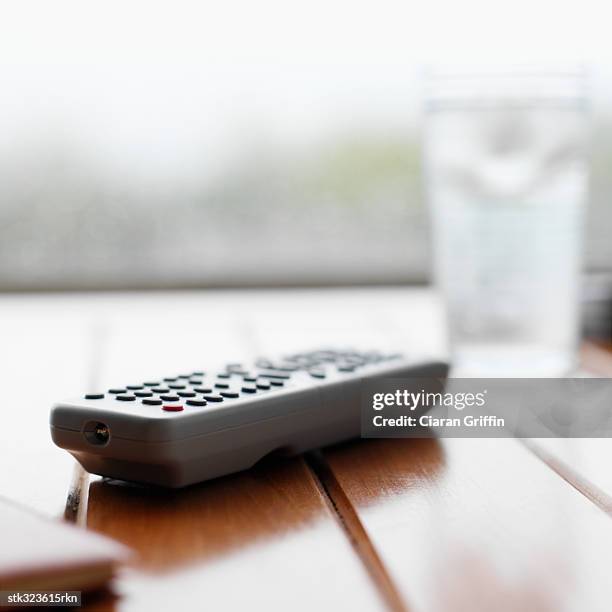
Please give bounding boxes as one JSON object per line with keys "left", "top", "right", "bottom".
{"left": 116, "top": 394, "right": 136, "bottom": 401}
{"left": 243, "top": 376, "right": 257, "bottom": 382}
{"left": 309, "top": 371, "right": 326, "bottom": 379}
{"left": 215, "top": 382, "right": 230, "bottom": 389}
{"left": 270, "top": 380, "right": 284, "bottom": 387}
{"left": 241, "top": 385, "right": 257, "bottom": 393}
{"left": 255, "top": 358, "right": 274, "bottom": 368}
{"left": 186, "top": 399, "right": 207, "bottom": 406}
{"left": 220, "top": 391, "right": 239, "bottom": 398}
{"left": 178, "top": 391, "right": 196, "bottom": 398}
{"left": 192, "top": 371, "right": 204, "bottom": 376}
{"left": 127, "top": 385, "right": 144, "bottom": 390}
{"left": 163, "top": 377, "right": 178, "bottom": 382}
{"left": 143, "top": 381, "right": 160, "bottom": 387}
{"left": 168, "top": 384, "right": 186, "bottom": 390}
{"left": 143, "top": 398, "right": 162, "bottom": 405}
{"left": 258, "top": 373, "right": 291, "bottom": 380}
{"left": 160, "top": 395, "right": 180, "bottom": 402}
{"left": 85, "top": 393, "right": 104, "bottom": 400}
{"left": 217, "top": 373, "right": 231, "bottom": 379}
{"left": 203, "top": 394, "right": 224, "bottom": 402}
{"left": 189, "top": 379, "right": 203, "bottom": 385}
{"left": 152, "top": 387, "right": 170, "bottom": 393}
{"left": 134, "top": 391, "right": 153, "bottom": 397}
{"left": 193, "top": 387, "right": 213, "bottom": 394}
{"left": 337, "top": 366, "right": 355, "bottom": 373}
{"left": 178, "top": 374, "right": 191, "bottom": 379}
{"left": 108, "top": 388, "right": 126, "bottom": 394}
{"left": 256, "top": 381, "right": 271, "bottom": 390}
{"left": 343, "top": 358, "right": 365, "bottom": 367}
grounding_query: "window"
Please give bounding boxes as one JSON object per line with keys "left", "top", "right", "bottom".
{"left": 0, "top": 2, "right": 608, "bottom": 290}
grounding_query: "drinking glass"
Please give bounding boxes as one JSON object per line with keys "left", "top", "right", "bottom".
{"left": 424, "top": 68, "right": 589, "bottom": 375}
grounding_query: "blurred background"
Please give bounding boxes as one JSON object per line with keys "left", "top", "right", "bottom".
{"left": 1, "top": 1, "right": 610, "bottom": 337}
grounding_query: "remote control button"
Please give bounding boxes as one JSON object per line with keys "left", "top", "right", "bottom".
{"left": 217, "top": 373, "right": 231, "bottom": 379}
{"left": 168, "top": 383, "right": 186, "bottom": 390}
{"left": 241, "top": 385, "right": 257, "bottom": 393}
{"left": 243, "top": 376, "right": 257, "bottom": 382}
{"left": 108, "top": 388, "right": 126, "bottom": 394}
{"left": 256, "top": 381, "right": 271, "bottom": 390}
{"left": 215, "top": 382, "right": 230, "bottom": 389}
{"left": 345, "top": 359, "right": 366, "bottom": 368}
{"left": 85, "top": 393, "right": 104, "bottom": 400}
{"left": 186, "top": 398, "right": 207, "bottom": 406}
{"left": 163, "top": 377, "right": 178, "bottom": 382}
{"left": 143, "top": 398, "right": 162, "bottom": 405}
{"left": 309, "top": 370, "right": 326, "bottom": 379}
{"left": 134, "top": 391, "right": 153, "bottom": 398}
{"left": 160, "top": 395, "right": 180, "bottom": 402}
{"left": 270, "top": 380, "right": 284, "bottom": 387}
{"left": 255, "top": 358, "right": 274, "bottom": 368}
{"left": 143, "top": 381, "right": 161, "bottom": 387}
{"left": 178, "top": 391, "right": 196, "bottom": 398}
{"left": 178, "top": 374, "right": 191, "bottom": 379}
{"left": 228, "top": 369, "right": 249, "bottom": 376}
{"left": 163, "top": 404, "right": 183, "bottom": 412}
{"left": 126, "top": 384, "right": 144, "bottom": 390}
{"left": 220, "top": 391, "right": 239, "bottom": 398}
{"left": 272, "top": 364, "right": 300, "bottom": 372}
{"left": 192, "top": 371, "right": 204, "bottom": 376}
{"left": 116, "top": 394, "right": 136, "bottom": 401}
{"left": 258, "top": 373, "right": 291, "bottom": 380}
{"left": 152, "top": 387, "right": 170, "bottom": 393}
{"left": 203, "top": 394, "right": 224, "bottom": 402}
{"left": 337, "top": 365, "right": 355, "bottom": 373}
{"left": 193, "top": 386, "right": 213, "bottom": 394}
{"left": 189, "top": 378, "right": 203, "bottom": 385}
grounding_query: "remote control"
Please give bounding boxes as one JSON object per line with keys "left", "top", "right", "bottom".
{"left": 50, "top": 349, "right": 448, "bottom": 487}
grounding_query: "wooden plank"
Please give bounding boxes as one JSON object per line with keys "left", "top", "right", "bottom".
{"left": 322, "top": 437, "right": 612, "bottom": 612}
{"left": 523, "top": 342, "right": 612, "bottom": 514}
{"left": 85, "top": 457, "right": 384, "bottom": 611}
{"left": 78, "top": 295, "right": 387, "bottom": 610}
{"left": 0, "top": 295, "right": 95, "bottom": 517}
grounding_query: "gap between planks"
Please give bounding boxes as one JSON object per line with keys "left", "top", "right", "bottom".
{"left": 305, "top": 450, "right": 408, "bottom": 612}
{"left": 520, "top": 341, "right": 612, "bottom": 518}
{"left": 64, "top": 321, "right": 108, "bottom": 525}
{"left": 521, "top": 438, "right": 612, "bottom": 517}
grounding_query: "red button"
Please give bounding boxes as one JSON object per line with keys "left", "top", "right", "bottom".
{"left": 162, "top": 404, "right": 183, "bottom": 412}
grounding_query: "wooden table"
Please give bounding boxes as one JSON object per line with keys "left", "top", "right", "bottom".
{"left": 3, "top": 288, "right": 612, "bottom": 612}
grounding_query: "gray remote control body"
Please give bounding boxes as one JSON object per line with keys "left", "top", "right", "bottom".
{"left": 50, "top": 350, "right": 448, "bottom": 487}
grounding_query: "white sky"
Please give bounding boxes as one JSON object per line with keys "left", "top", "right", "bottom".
{"left": 1, "top": 0, "right": 611, "bottom": 180}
